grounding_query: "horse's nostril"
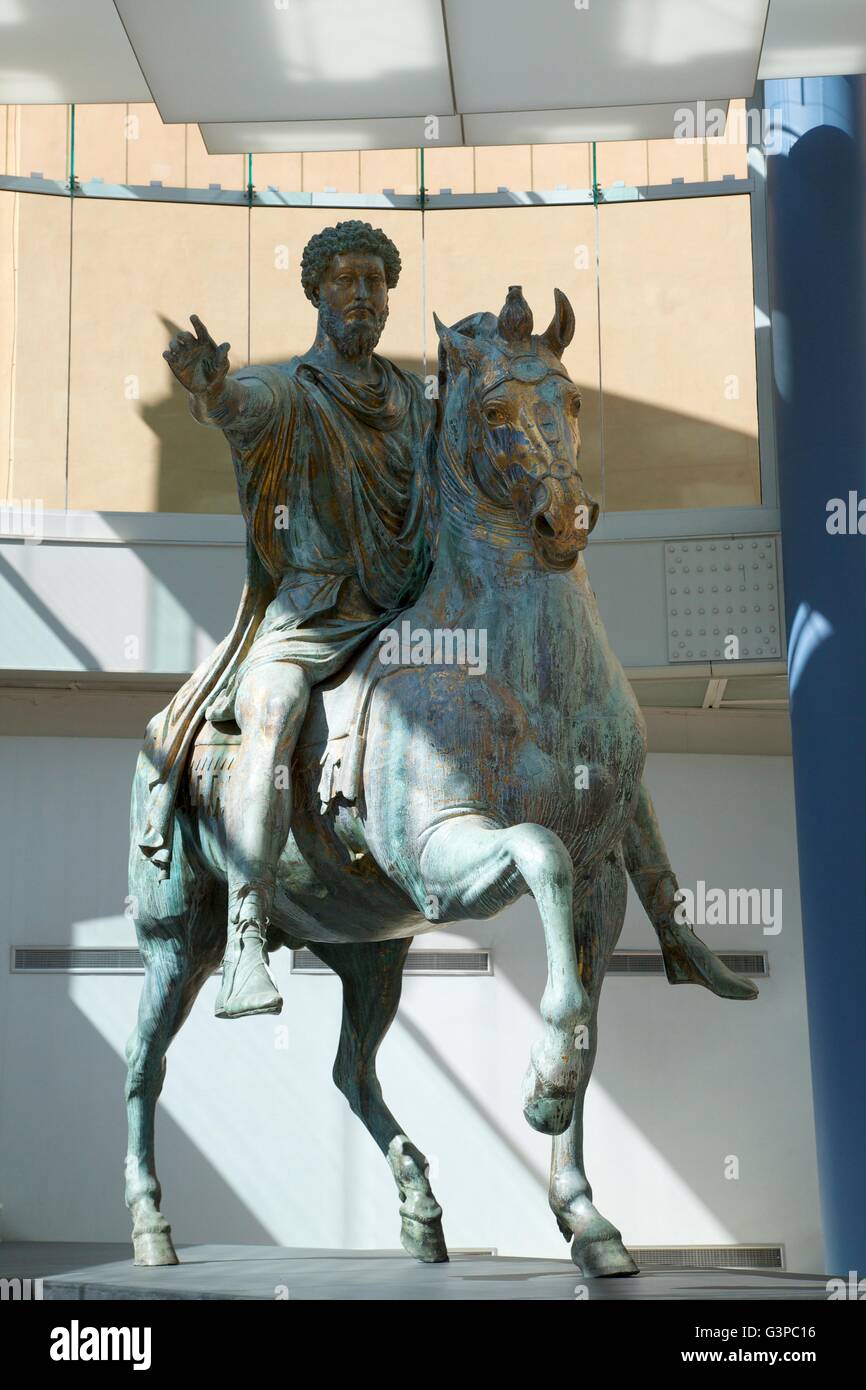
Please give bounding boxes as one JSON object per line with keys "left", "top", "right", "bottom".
{"left": 534, "top": 513, "right": 556, "bottom": 539}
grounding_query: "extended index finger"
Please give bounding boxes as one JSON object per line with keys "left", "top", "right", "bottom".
{"left": 190, "top": 313, "right": 213, "bottom": 345}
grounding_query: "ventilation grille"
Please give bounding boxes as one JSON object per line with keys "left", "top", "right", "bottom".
{"left": 292, "top": 948, "right": 492, "bottom": 976}
{"left": 12, "top": 947, "right": 144, "bottom": 974}
{"left": 629, "top": 1245, "right": 784, "bottom": 1271}
{"left": 11, "top": 946, "right": 768, "bottom": 979}
{"left": 610, "top": 950, "right": 768, "bottom": 977}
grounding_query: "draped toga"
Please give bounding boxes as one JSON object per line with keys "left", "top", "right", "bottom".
{"left": 136, "top": 354, "right": 434, "bottom": 874}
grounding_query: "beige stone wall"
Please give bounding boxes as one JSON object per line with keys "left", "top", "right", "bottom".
{"left": 0, "top": 102, "right": 758, "bottom": 516}
{"left": 67, "top": 200, "right": 250, "bottom": 514}
{"left": 1, "top": 105, "right": 69, "bottom": 181}
{"left": 598, "top": 195, "right": 760, "bottom": 511}
{"left": 73, "top": 104, "right": 247, "bottom": 191}
{"left": 1, "top": 194, "right": 71, "bottom": 509}
{"left": 423, "top": 206, "right": 603, "bottom": 501}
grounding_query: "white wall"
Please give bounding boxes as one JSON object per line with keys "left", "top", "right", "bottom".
{"left": 0, "top": 524, "right": 693, "bottom": 674}
{"left": 0, "top": 736, "right": 823, "bottom": 1270}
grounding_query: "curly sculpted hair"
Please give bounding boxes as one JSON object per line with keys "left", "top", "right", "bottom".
{"left": 300, "top": 220, "right": 402, "bottom": 304}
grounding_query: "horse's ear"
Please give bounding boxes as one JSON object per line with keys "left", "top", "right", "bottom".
{"left": 541, "top": 288, "right": 575, "bottom": 358}
{"left": 497, "top": 285, "right": 533, "bottom": 344}
{"left": 434, "top": 312, "right": 485, "bottom": 376}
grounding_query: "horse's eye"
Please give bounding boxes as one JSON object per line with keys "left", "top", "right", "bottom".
{"left": 484, "top": 406, "right": 506, "bottom": 426}
{"left": 570, "top": 395, "right": 582, "bottom": 415}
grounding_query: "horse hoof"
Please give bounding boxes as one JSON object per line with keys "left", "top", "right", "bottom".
{"left": 571, "top": 1236, "right": 639, "bottom": 1278}
{"left": 133, "top": 1231, "right": 179, "bottom": 1266}
{"left": 400, "top": 1215, "right": 449, "bottom": 1264}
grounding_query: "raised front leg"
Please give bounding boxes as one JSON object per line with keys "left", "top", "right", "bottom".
{"left": 312, "top": 937, "right": 447, "bottom": 1263}
{"left": 420, "top": 815, "right": 590, "bottom": 1136}
{"left": 624, "top": 781, "right": 758, "bottom": 1001}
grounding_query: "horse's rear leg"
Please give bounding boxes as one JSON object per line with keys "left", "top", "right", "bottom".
{"left": 419, "top": 815, "right": 589, "bottom": 1136}
{"left": 125, "top": 852, "right": 225, "bottom": 1266}
{"left": 549, "top": 853, "right": 638, "bottom": 1277}
{"left": 311, "top": 938, "right": 448, "bottom": 1264}
{"left": 125, "top": 940, "right": 199, "bottom": 1265}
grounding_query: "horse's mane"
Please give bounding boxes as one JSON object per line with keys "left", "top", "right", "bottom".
{"left": 417, "top": 310, "right": 499, "bottom": 559}
{"left": 418, "top": 415, "right": 441, "bottom": 556}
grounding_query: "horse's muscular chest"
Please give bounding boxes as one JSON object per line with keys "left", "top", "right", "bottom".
{"left": 492, "top": 572, "right": 646, "bottom": 792}
{"left": 380, "top": 570, "right": 647, "bottom": 861}
{"left": 509, "top": 679, "right": 646, "bottom": 854}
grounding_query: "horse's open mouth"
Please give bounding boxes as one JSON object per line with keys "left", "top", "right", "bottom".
{"left": 533, "top": 513, "right": 584, "bottom": 570}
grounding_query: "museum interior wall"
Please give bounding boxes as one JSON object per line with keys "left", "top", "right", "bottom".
{"left": 0, "top": 738, "right": 821, "bottom": 1269}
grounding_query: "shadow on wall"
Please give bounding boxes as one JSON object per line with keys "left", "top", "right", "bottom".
{"left": 2, "top": 857, "right": 812, "bottom": 1256}
{"left": 141, "top": 316, "right": 428, "bottom": 514}
{"left": 0, "top": 551, "right": 102, "bottom": 670}
{"left": 141, "top": 341, "right": 760, "bottom": 516}
{"left": 0, "top": 980, "right": 274, "bottom": 1246}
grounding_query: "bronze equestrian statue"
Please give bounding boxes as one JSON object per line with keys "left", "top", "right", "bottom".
{"left": 126, "top": 221, "right": 756, "bottom": 1276}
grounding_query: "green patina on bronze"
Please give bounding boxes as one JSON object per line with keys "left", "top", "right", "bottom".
{"left": 125, "top": 227, "right": 757, "bottom": 1276}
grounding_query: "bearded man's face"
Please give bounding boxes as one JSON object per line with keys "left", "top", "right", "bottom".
{"left": 316, "top": 251, "right": 390, "bottom": 359}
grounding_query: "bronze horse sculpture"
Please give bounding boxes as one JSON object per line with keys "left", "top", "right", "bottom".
{"left": 125, "top": 286, "right": 756, "bottom": 1276}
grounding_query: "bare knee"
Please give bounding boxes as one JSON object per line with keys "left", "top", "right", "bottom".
{"left": 236, "top": 664, "right": 310, "bottom": 744}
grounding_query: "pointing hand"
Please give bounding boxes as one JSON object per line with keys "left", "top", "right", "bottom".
{"left": 163, "top": 314, "right": 230, "bottom": 394}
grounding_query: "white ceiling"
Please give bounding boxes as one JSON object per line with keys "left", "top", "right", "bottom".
{"left": 457, "top": 102, "right": 730, "bottom": 149}
{"left": 0, "top": 1, "right": 863, "bottom": 151}
{"left": 444, "top": 1, "right": 767, "bottom": 113}
{"left": 115, "top": 0, "right": 454, "bottom": 124}
{"left": 203, "top": 114, "right": 463, "bottom": 156}
{"left": 759, "top": 0, "right": 866, "bottom": 80}
{"left": 0, "top": 0, "right": 150, "bottom": 104}
{"left": 201, "top": 102, "right": 724, "bottom": 155}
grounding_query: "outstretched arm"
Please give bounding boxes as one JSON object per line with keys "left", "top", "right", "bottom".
{"left": 164, "top": 314, "right": 274, "bottom": 437}
{"left": 623, "top": 781, "right": 758, "bottom": 1000}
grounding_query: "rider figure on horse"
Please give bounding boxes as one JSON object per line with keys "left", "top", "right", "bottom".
{"left": 140, "top": 221, "right": 433, "bottom": 1018}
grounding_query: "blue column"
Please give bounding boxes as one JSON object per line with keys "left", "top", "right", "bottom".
{"left": 764, "top": 76, "right": 866, "bottom": 1276}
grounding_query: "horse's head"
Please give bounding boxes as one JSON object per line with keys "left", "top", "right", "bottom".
{"left": 433, "top": 286, "right": 598, "bottom": 571}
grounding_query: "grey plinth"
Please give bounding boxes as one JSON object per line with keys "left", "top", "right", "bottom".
{"left": 6, "top": 1244, "right": 829, "bottom": 1302}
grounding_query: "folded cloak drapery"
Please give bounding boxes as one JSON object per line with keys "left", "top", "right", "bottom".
{"left": 136, "top": 355, "right": 433, "bottom": 876}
